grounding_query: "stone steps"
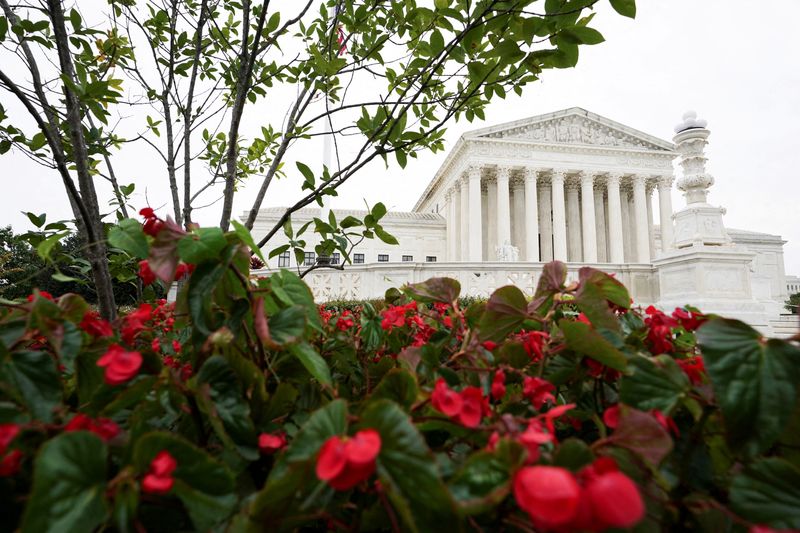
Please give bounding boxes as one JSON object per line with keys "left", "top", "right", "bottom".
{"left": 770, "top": 314, "right": 799, "bottom": 339}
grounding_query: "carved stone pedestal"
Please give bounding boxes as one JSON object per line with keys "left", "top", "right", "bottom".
{"left": 672, "top": 204, "right": 730, "bottom": 248}
{"left": 654, "top": 246, "right": 772, "bottom": 333}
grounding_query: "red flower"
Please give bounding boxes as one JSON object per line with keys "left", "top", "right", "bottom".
{"left": 27, "top": 290, "right": 54, "bottom": 302}
{"left": 518, "top": 420, "right": 553, "bottom": 463}
{"left": 79, "top": 311, "right": 114, "bottom": 338}
{"left": 139, "top": 207, "right": 164, "bottom": 237}
{"left": 0, "top": 450, "right": 22, "bottom": 477}
{"left": 677, "top": 356, "right": 706, "bottom": 385}
{"left": 603, "top": 404, "right": 620, "bottom": 429}
{"left": 121, "top": 303, "right": 153, "bottom": 344}
{"left": 380, "top": 305, "right": 407, "bottom": 331}
{"left": 585, "top": 470, "right": 645, "bottom": 529}
{"left": 138, "top": 260, "right": 157, "bottom": 286}
{"left": 97, "top": 344, "right": 142, "bottom": 386}
{"left": 644, "top": 306, "right": 679, "bottom": 355}
{"left": 523, "top": 376, "right": 555, "bottom": 409}
{"left": 0, "top": 424, "right": 20, "bottom": 455}
{"left": 520, "top": 331, "right": 549, "bottom": 361}
{"left": 142, "top": 451, "right": 177, "bottom": 494}
{"left": 652, "top": 410, "right": 679, "bottom": 437}
{"left": 259, "top": 432, "right": 287, "bottom": 454}
{"left": 431, "top": 378, "right": 462, "bottom": 417}
{"left": 490, "top": 370, "right": 506, "bottom": 401}
{"left": 64, "top": 413, "right": 120, "bottom": 441}
{"left": 513, "top": 466, "right": 581, "bottom": 529}
{"left": 457, "top": 387, "right": 485, "bottom": 428}
{"left": 481, "top": 340, "right": 498, "bottom": 351}
{"left": 174, "top": 262, "right": 194, "bottom": 280}
{"left": 577, "top": 312, "right": 592, "bottom": 325}
{"left": 316, "top": 429, "right": 381, "bottom": 491}
{"left": 672, "top": 307, "right": 705, "bottom": 331}
{"left": 336, "top": 311, "right": 355, "bottom": 331}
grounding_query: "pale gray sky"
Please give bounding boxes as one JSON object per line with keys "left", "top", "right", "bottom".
{"left": 2, "top": 1, "right": 799, "bottom": 273}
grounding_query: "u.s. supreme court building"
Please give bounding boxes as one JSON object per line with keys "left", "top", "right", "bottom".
{"left": 250, "top": 108, "right": 794, "bottom": 336}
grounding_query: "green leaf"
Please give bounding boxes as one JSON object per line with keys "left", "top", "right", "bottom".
{"left": 478, "top": 285, "right": 529, "bottom": 342}
{"left": 0, "top": 350, "right": 62, "bottom": 422}
{"left": 560, "top": 320, "right": 627, "bottom": 371}
{"left": 133, "top": 432, "right": 237, "bottom": 531}
{"left": 360, "top": 399, "right": 460, "bottom": 532}
{"left": 697, "top": 318, "right": 800, "bottom": 456}
{"left": 288, "top": 342, "right": 332, "bottom": 386}
{"left": 195, "top": 356, "right": 257, "bottom": 458}
{"left": 269, "top": 269, "right": 322, "bottom": 332}
{"left": 403, "top": 277, "right": 460, "bottom": 304}
{"left": 24, "top": 211, "right": 46, "bottom": 228}
{"left": 178, "top": 227, "right": 227, "bottom": 264}
{"left": 296, "top": 161, "right": 315, "bottom": 185}
{"left": 620, "top": 355, "right": 690, "bottom": 413}
{"left": 231, "top": 220, "right": 265, "bottom": 262}
{"left": 560, "top": 26, "right": 605, "bottom": 45}
{"left": 371, "top": 369, "right": 419, "bottom": 411}
{"left": 375, "top": 226, "right": 398, "bottom": 245}
{"left": 21, "top": 432, "right": 108, "bottom": 533}
{"left": 609, "top": 0, "right": 636, "bottom": 18}
{"left": 108, "top": 218, "right": 149, "bottom": 259}
{"left": 36, "top": 231, "right": 67, "bottom": 261}
{"left": 187, "top": 251, "right": 232, "bottom": 335}
{"left": 449, "top": 439, "right": 525, "bottom": 515}
{"left": 268, "top": 305, "right": 307, "bottom": 346}
{"left": 729, "top": 458, "right": 800, "bottom": 529}
{"left": 371, "top": 202, "right": 387, "bottom": 220}
{"left": 251, "top": 400, "right": 347, "bottom": 525}
{"left": 553, "top": 438, "right": 595, "bottom": 471}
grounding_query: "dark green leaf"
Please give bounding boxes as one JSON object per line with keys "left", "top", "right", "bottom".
{"left": 729, "top": 458, "right": 800, "bottom": 529}
{"left": 288, "top": 342, "right": 332, "bottom": 386}
{"left": 620, "top": 355, "right": 690, "bottom": 413}
{"left": 1, "top": 350, "right": 62, "bottom": 422}
{"left": 609, "top": 0, "right": 636, "bottom": 18}
{"left": 478, "top": 285, "right": 528, "bottom": 342}
{"left": 268, "top": 305, "right": 307, "bottom": 346}
{"left": 553, "top": 438, "right": 595, "bottom": 471}
{"left": 21, "top": 432, "right": 108, "bottom": 533}
{"left": 177, "top": 227, "right": 227, "bottom": 264}
{"left": 360, "top": 399, "right": 460, "bottom": 532}
{"left": 403, "top": 277, "right": 460, "bottom": 304}
{"left": 371, "top": 369, "right": 419, "bottom": 410}
{"left": 697, "top": 318, "right": 800, "bottom": 456}
{"left": 449, "top": 439, "right": 525, "bottom": 515}
{"left": 231, "top": 220, "right": 266, "bottom": 262}
{"left": 602, "top": 406, "right": 673, "bottom": 466}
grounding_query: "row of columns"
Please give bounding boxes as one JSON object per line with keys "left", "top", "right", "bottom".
{"left": 444, "top": 166, "right": 675, "bottom": 263}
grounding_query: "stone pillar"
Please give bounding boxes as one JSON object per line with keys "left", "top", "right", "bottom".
{"left": 539, "top": 180, "right": 553, "bottom": 261}
{"left": 657, "top": 175, "right": 674, "bottom": 252}
{"left": 467, "top": 165, "right": 483, "bottom": 261}
{"left": 512, "top": 178, "right": 526, "bottom": 258}
{"left": 566, "top": 178, "right": 582, "bottom": 262}
{"left": 632, "top": 174, "right": 650, "bottom": 263}
{"left": 593, "top": 183, "right": 607, "bottom": 262}
{"left": 621, "top": 188, "right": 633, "bottom": 261}
{"left": 486, "top": 178, "right": 497, "bottom": 260}
{"left": 606, "top": 173, "right": 624, "bottom": 263}
{"left": 551, "top": 170, "right": 568, "bottom": 262}
{"left": 459, "top": 176, "right": 469, "bottom": 260}
{"left": 524, "top": 168, "right": 539, "bottom": 261}
{"left": 447, "top": 188, "right": 458, "bottom": 261}
{"left": 495, "top": 166, "right": 512, "bottom": 252}
{"left": 579, "top": 172, "right": 598, "bottom": 263}
{"left": 646, "top": 182, "right": 656, "bottom": 260}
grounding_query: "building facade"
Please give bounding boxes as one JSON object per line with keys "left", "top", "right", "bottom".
{"left": 251, "top": 108, "right": 791, "bottom": 335}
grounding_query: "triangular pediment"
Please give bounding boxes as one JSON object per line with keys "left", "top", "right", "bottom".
{"left": 464, "top": 107, "right": 674, "bottom": 152}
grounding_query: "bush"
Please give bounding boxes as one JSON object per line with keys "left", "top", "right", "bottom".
{"left": 1, "top": 215, "right": 799, "bottom": 532}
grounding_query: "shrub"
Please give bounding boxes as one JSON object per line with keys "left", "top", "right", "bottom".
{"left": 1, "top": 214, "right": 799, "bottom": 532}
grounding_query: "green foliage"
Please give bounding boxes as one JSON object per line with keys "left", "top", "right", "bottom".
{"left": 2, "top": 216, "right": 799, "bottom": 531}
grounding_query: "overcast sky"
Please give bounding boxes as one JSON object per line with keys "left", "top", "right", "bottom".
{"left": 3, "top": 0, "right": 799, "bottom": 274}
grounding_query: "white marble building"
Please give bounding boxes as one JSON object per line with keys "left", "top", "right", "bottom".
{"left": 250, "top": 108, "right": 791, "bottom": 334}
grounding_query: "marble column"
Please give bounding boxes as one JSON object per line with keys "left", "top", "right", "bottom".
{"left": 566, "top": 179, "right": 582, "bottom": 262}
{"left": 606, "top": 173, "right": 624, "bottom": 263}
{"left": 579, "top": 172, "right": 598, "bottom": 263}
{"left": 539, "top": 180, "right": 553, "bottom": 261}
{"left": 551, "top": 171, "right": 568, "bottom": 262}
{"left": 512, "top": 179, "right": 526, "bottom": 258}
{"left": 646, "top": 183, "right": 656, "bottom": 260}
{"left": 658, "top": 175, "right": 674, "bottom": 252}
{"left": 632, "top": 174, "right": 650, "bottom": 263}
{"left": 495, "top": 166, "right": 512, "bottom": 252}
{"left": 447, "top": 188, "right": 458, "bottom": 261}
{"left": 486, "top": 178, "right": 497, "bottom": 260}
{"left": 593, "top": 183, "right": 607, "bottom": 263}
{"left": 467, "top": 165, "right": 483, "bottom": 262}
{"left": 621, "top": 189, "right": 633, "bottom": 262}
{"left": 459, "top": 176, "right": 469, "bottom": 261}
{"left": 524, "top": 168, "right": 540, "bottom": 261}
